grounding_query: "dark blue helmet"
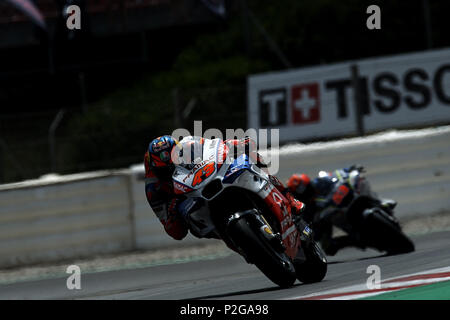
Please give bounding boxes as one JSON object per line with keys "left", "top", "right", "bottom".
{"left": 148, "top": 135, "right": 179, "bottom": 169}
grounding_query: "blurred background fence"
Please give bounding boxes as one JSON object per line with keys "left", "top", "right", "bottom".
{"left": 0, "top": 84, "right": 247, "bottom": 183}
{"left": 2, "top": 0, "right": 450, "bottom": 185}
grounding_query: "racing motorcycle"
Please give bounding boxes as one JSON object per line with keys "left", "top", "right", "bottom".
{"left": 310, "top": 168, "right": 415, "bottom": 255}
{"left": 171, "top": 137, "right": 327, "bottom": 288}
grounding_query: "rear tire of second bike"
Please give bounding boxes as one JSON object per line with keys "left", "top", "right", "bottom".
{"left": 365, "top": 210, "right": 415, "bottom": 255}
{"left": 228, "top": 217, "right": 297, "bottom": 288}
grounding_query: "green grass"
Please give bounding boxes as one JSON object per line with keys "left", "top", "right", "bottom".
{"left": 360, "top": 280, "right": 450, "bottom": 300}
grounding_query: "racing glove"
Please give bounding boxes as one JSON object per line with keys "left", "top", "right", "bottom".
{"left": 164, "top": 198, "right": 188, "bottom": 240}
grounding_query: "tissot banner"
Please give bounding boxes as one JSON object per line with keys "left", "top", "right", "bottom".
{"left": 248, "top": 48, "right": 450, "bottom": 143}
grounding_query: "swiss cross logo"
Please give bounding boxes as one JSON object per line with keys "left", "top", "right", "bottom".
{"left": 291, "top": 83, "right": 320, "bottom": 124}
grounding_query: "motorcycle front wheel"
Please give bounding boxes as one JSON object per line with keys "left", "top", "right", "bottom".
{"left": 227, "top": 216, "right": 297, "bottom": 288}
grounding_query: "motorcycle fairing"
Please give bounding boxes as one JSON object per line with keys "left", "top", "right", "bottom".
{"left": 172, "top": 138, "right": 222, "bottom": 191}
{"left": 223, "top": 153, "right": 251, "bottom": 184}
{"left": 258, "top": 183, "right": 301, "bottom": 259}
{"left": 171, "top": 137, "right": 301, "bottom": 259}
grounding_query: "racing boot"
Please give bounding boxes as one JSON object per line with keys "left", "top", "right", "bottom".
{"left": 285, "top": 191, "right": 305, "bottom": 217}
{"left": 268, "top": 174, "right": 309, "bottom": 232}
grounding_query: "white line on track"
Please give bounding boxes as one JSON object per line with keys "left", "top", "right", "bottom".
{"left": 287, "top": 266, "right": 450, "bottom": 300}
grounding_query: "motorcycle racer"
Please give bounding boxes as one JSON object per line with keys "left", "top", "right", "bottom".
{"left": 287, "top": 165, "right": 397, "bottom": 255}
{"left": 144, "top": 135, "right": 305, "bottom": 241}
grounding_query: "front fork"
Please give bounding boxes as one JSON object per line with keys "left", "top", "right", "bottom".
{"left": 291, "top": 216, "right": 321, "bottom": 262}
{"left": 226, "top": 209, "right": 286, "bottom": 262}
{"left": 293, "top": 215, "right": 314, "bottom": 243}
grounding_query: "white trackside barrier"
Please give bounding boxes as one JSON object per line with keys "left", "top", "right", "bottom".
{"left": 0, "top": 173, "right": 137, "bottom": 268}
{"left": 0, "top": 126, "right": 449, "bottom": 267}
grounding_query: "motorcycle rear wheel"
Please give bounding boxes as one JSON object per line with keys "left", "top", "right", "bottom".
{"left": 364, "top": 209, "right": 415, "bottom": 254}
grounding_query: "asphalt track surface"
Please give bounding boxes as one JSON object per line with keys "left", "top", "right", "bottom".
{"left": 0, "top": 230, "right": 449, "bottom": 299}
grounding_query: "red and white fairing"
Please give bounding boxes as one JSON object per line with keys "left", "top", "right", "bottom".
{"left": 171, "top": 136, "right": 300, "bottom": 260}
{"left": 258, "top": 183, "right": 301, "bottom": 259}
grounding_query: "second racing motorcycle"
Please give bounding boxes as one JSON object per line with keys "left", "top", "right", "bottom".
{"left": 309, "top": 167, "right": 415, "bottom": 255}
